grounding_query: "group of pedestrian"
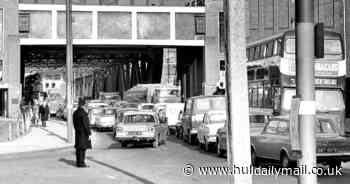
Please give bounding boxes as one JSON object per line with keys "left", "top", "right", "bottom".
{"left": 30, "top": 95, "right": 50, "bottom": 127}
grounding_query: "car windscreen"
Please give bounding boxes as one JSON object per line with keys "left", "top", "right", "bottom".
{"left": 283, "top": 89, "right": 345, "bottom": 112}
{"left": 194, "top": 97, "right": 226, "bottom": 113}
{"left": 209, "top": 113, "right": 227, "bottom": 123}
{"left": 124, "top": 114, "right": 155, "bottom": 124}
{"left": 315, "top": 119, "right": 336, "bottom": 134}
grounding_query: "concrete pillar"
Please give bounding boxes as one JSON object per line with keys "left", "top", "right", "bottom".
{"left": 204, "top": 0, "right": 224, "bottom": 95}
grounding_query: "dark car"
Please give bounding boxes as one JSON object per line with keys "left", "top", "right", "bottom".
{"left": 249, "top": 116, "right": 350, "bottom": 168}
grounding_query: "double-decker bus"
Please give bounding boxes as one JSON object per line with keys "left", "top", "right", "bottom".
{"left": 247, "top": 30, "right": 347, "bottom": 134}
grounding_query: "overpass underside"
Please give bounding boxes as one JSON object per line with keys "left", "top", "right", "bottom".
{"left": 21, "top": 45, "right": 204, "bottom": 100}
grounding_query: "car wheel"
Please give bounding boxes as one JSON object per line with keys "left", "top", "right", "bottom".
{"left": 251, "top": 148, "right": 257, "bottom": 167}
{"left": 216, "top": 138, "right": 225, "bottom": 157}
{"left": 121, "top": 141, "right": 128, "bottom": 148}
{"left": 280, "top": 152, "right": 291, "bottom": 168}
{"left": 204, "top": 138, "right": 210, "bottom": 152}
{"left": 329, "top": 160, "right": 342, "bottom": 169}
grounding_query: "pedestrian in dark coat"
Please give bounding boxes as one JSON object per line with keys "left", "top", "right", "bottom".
{"left": 39, "top": 100, "right": 50, "bottom": 127}
{"left": 73, "top": 98, "right": 92, "bottom": 168}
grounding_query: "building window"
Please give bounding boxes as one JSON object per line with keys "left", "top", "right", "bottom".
{"left": 0, "top": 8, "right": 3, "bottom": 53}
{"left": 19, "top": 13, "right": 30, "bottom": 33}
{"left": 219, "top": 12, "right": 225, "bottom": 53}
{"left": 194, "top": 15, "right": 205, "bottom": 35}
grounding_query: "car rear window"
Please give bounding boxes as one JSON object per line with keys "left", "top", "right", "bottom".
{"left": 316, "top": 119, "right": 336, "bottom": 134}
{"left": 124, "top": 114, "right": 155, "bottom": 123}
{"left": 194, "top": 97, "right": 226, "bottom": 113}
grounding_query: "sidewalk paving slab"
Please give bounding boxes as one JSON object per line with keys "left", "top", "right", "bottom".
{"left": 0, "top": 119, "right": 73, "bottom": 155}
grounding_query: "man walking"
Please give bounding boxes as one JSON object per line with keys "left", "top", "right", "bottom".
{"left": 73, "top": 98, "right": 92, "bottom": 168}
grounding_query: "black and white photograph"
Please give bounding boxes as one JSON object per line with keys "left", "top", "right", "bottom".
{"left": 0, "top": 0, "right": 350, "bottom": 184}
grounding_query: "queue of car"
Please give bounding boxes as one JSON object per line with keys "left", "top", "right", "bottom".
{"left": 172, "top": 94, "right": 350, "bottom": 169}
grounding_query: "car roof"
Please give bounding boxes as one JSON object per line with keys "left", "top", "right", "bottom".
{"left": 124, "top": 111, "right": 156, "bottom": 116}
{"left": 189, "top": 95, "right": 225, "bottom": 100}
{"left": 206, "top": 110, "right": 226, "bottom": 115}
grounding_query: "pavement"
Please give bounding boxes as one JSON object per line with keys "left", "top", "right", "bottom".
{"left": 0, "top": 119, "right": 73, "bottom": 155}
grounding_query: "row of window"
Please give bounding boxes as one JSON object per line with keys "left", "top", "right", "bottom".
{"left": 246, "top": 38, "right": 283, "bottom": 61}
{"left": 248, "top": 85, "right": 277, "bottom": 108}
{"left": 18, "top": 0, "right": 204, "bottom": 6}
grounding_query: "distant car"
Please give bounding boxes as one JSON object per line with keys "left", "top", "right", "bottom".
{"left": 138, "top": 103, "right": 155, "bottom": 111}
{"left": 88, "top": 104, "right": 108, "bottom": 127}
{"left": 181, "top": 95, "right": 226, "bottom": 145}
{"left": 112, "top": 108, "right": 139, "bottom": 137}
{"left": 95, "top": 108, "right": 117, "bottom": 130}
{"left": 114, "top": 111, "right": 168, "bottom": 148}
{"left": 197, "top": 110, "right": 226, "bottom": 152}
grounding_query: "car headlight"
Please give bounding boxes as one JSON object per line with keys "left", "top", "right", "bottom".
{"left": 116, "top": 126, "right": 123, "bottom": 131}
{"left": 147, "top": 127, "right": 155, "bottom": 132}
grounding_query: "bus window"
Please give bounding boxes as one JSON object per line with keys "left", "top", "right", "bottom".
{"left": 249, "top": 47, "right": 255, "bottom": 61}
{"left": 266, "top": 41, "right": 274, "bottom": 57}
{"left": 324, "top": 39, "right": 342, "bottom": 55}
{"left": 258, "top": 87, "right": 264, "bottom": 107}
{"left": 285, "top": 38, "right": 295, "bottom": 53}
{"left": 254, "top": 46, "right": 260, "bottom": 60}
{"left": 247, "top": 70, "right": 255, "bottom": 80}
{"left": 274, "top": 38, "right": 283, "bottom": 56}
{"left": 260, "top": 44, "right": 266, "bottom": 58}
{"left": 256, "top": 68, "right": 267, "bottom": 80}
{"left": 248, "top": 88, "right": 253, "bottom": 106}
{"left": 252, "top": 88, "right": 258, "bottom": 107}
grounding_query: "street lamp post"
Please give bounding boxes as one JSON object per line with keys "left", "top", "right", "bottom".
{"left": 223, "top": 0, "right": 252, "bottom": 183}
{"left": 295, "top": 0, "right": 317, "bottom": 184}
{"left": 66, "top": 0, "right": 74, "bottom": 143}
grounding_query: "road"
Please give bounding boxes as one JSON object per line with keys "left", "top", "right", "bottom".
{"left": 0, "top": 127, "right": 349, "bottom": 184}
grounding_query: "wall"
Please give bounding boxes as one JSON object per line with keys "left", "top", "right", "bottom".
{"left": 203, "top": 0, "right": 224, "bottom": 95}
{"left": 0, "top": 0, "right": 20, "bottom": 118}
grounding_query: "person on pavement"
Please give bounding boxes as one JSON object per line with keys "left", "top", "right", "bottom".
{"left": 73, "top": 98, "right": 92, "bottom": 168}
{"left": 39, "top": 99, "right": 50, "bottom": 127}
{"left": 32, "top": 98, "right": 40, "bottom": 126}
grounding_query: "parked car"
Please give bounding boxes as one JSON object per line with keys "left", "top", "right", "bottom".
{"left": 197, "top": 110, "right": 226, "bottom": 152}
{"left": 217, "top": 115, "right": 350, "bottom": 168}
{"left": 181, "top": 95, "right": 226, "bottom": 145}
{"left": 114, "top": 111, "right": 168, "bottom": 148}
{"left": 95, "top": 108, "right": 117, "bottom": 130}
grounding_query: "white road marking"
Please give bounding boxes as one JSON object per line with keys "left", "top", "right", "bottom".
{"left": 106, "top": 175, "right": 116, "bottom": 180}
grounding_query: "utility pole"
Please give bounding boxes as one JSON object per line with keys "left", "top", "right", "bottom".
{"left": 295, "top": 1, "right": 317, "bottom": 184}
{"left": 66, "top": 0, "right": 74, "bottom": 143}
{"left": 223, "top": 0, "right": 252, "bottom": 184}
